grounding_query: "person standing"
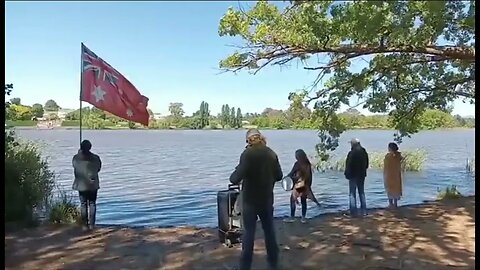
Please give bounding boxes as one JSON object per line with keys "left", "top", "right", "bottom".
{"left": 72, "top": 140, "right": 102, "bottom": 230}
{"left": 230, "top": 129, "right": 283, "bottom": 270}
{"left": 344, "top": 138, "right": 369, "bottom": 217}
{"left": 283, "top": 149, "right": 321, "bottom": 224}
{"left": 383, "top": 142, "right": 403, "bottom": 208}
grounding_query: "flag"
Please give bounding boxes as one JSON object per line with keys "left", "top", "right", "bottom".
{"left": 81, "top": 43, "right": 150, "bottom": 126}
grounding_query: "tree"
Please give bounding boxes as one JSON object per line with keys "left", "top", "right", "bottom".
{"left": 31, "top": 104, "right": 44, "bottom": 118}
{"left": 218, "top": 1, "right": 475, "bottom": 161}
{"left": 168, "top": 102, "right": 185, "bottom": 119}
{"left": 198, "top": 101, "right": 210, "bottom": 129}
{"left": 230, "top": 107, "right": 236, "bottom": 127}
{"left": 10, "top": 98, "right": 21, "bottom": 105}
{"left": 236, "top": 108, "right": 243, "bottom": 128}
{"left": 44, "top": 99, "right": 60, "bottom": 112}
{"left": 220, "top": 104, "right": 231, "bottom": 128}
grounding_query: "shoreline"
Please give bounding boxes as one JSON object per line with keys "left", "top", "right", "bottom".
{"left": 8, "top": 126, "right": 476, "bottom": 131}
{"left": 5, "top": 196, "right": 475, "bottom": 269}
{"left": 61, "top": 196, "right": 471, "bottom": 231}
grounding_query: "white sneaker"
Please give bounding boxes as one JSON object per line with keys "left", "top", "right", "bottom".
{"left": 300, "top": 217, "right": 307, "bottom": 224}
{"left": 283, "top": 217, "right": 295, "bottom": 223}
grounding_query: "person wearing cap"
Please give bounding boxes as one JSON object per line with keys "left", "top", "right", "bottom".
{"left": 72, "top": 140, "right": 102, "bottom": 230}
{"left": 344, "top": 138, "right": 369, "bottom": 217}
{"left": 230, "top": 128, "right": 283, "bottom": 270}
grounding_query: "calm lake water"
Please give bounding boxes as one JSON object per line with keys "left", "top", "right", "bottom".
{"left": 16, "top": 129, "right": 475, "bottom": 228}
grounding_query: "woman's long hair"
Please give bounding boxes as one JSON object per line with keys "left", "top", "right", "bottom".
{"left": 295, "top": 149, "right": 312, "bottom": 180}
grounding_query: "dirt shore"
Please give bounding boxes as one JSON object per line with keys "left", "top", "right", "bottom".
{"left": 5, "top": 196, "right": 475, "bottom": 270}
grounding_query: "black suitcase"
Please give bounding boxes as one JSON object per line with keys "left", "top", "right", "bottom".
{"left": 217, "top": 184, "right": 242, "bottom": 247}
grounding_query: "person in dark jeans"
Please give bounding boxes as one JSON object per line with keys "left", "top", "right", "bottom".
{"left": 344, "top": 138, "right": 369, "bottom": 217}
{"left": 72, "top": 140, "right": 102, "bottom": 230}
{"left": 283, "top": 149, "right": 321, "bottom": 224}
{"left": 230, "top": 128, "right": 283, "bottom": 270}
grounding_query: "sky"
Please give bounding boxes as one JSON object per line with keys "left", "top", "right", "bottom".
{"left": 5, "top": 1, "right": 475, "bottom": 117}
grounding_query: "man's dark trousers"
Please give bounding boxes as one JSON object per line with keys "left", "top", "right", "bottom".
{"left": 239, "top": 203, "right": 278, "bottom": 270}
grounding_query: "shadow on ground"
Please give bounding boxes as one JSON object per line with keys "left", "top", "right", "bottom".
{"left": 5, "top": 196, "right": 475, "bottom": 270}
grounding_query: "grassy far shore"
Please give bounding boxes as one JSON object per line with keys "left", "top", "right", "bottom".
{"left": 5, "top": 120, "right": 475, "bottom": 131}
{"left": 5, "top": 196, "right": 475, "bottom": 270}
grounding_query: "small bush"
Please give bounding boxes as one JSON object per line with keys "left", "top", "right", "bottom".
{"left": 437, "top": 185, "right": 463, "bottom": 200}
{"left": 314, "top": 149, "right": 427, "bottom": 172}
{"left": 48, "top": 187, "right": 81, "bottom": 224}
{"left": 5, "top": 131, "right": 55, "bottom": 223}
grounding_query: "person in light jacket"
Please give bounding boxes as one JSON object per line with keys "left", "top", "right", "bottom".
{"left": 72, "top": 140, "right": 102, "bottom": 230}
{"left": 383, "top": 142, "right": 403, "bottom": 208}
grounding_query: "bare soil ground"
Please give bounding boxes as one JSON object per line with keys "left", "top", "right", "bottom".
{"left": 5, "top": 196, "right": 475, "bottom": 270}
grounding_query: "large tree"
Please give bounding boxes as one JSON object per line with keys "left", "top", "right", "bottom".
{"left": 168, "top": 102, "right": 185, "bottom": 119}
{"left": 218, "top": 1, "right": 475, "bottom": 160}
{"left": 44, "top": 99, "right": 60, "bottom": 112}
{"left": 31, "top": 104, "right": 44, "bottom": 118}
{"left": 10, "top": 98, "right": 21, "bottom": 105}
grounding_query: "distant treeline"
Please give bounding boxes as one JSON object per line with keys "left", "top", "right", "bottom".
{"left": 5, "top": 98, "right": 475, "bottom": 130}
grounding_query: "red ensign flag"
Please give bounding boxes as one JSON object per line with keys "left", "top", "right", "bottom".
{"left": 81, "top": 43, "right": 149, "bottom": 126}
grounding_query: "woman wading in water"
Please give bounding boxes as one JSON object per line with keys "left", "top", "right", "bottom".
{"left": 283, "top": 149, "right": 321, "bottom": 223}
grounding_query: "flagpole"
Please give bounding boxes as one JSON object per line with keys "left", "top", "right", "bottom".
{"left": 79, "top": 42, "right": 83, "bottom": 145}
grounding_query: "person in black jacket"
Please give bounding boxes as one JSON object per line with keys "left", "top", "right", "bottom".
{"left": 344, "top": 138, "right": 369, "bottom": 217}
{"left": 230, "top": 128, "right": 283, "bottom": 270}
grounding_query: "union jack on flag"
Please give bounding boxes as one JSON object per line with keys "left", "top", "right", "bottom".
{"left": 80, "top": 43, "right": 150, "bottom": 126}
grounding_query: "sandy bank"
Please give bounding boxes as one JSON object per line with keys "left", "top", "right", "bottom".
{"left": 5, "top": 196, "right": 475, "bottom": 270}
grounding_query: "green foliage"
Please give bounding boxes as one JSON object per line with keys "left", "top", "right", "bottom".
{"left": 195, "top": 101, "right": 210, "bottom": 129}
{"left": 419, "top": 109, "right": 456, "bottom": 129}
{"left": 235, "top": 108, "right": 243, "bottom": 128}
{"left": 44, "top": 99, "right": 60, "bottom": 112}
{"left": 218, "top": 1, "right": 475, "bottom": 162}
{"left": 84, "top": 113, "right": 105, "bottom": 129}
{"left": 7, "top": 104, "right": 34, "bottom": 121}
{"left": 168, "top": 102, "right": 185, "bottom": 119}
{"left": 10, "top": 97, "right": 21, "bottom": 105}
{"left": 5, "top": 86, "right": 56, "bottom": 223}
{"left": 5, "top": 132, "right": 55, "bottom": 223}
{"left": 31, "top": 103, "right": 44, "bottom": 118}
{"left": 220, "top": 104, "right": 230, "bottom": 128}
{"left": 437, "top": 185, "right": 463, "bottom": 200}
{"left": 315, "top": 149, "right": 427, "bottom": 172}
{"left": 48, "top": 187, "right": 81, "bottom": 225}
{"left": 128, "top": 121, "right": 137, "bottom": 129}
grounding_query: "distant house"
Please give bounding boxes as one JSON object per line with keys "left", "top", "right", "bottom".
{"left": 43, "top": 108, "right": 76, "bottom": 120}
{"left": 153, "top": 113, "right": 164, "bottom": 120}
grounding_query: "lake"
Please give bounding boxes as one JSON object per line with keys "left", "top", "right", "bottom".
{"left": 16, "top": 129, "right": 475, "bottom": 228}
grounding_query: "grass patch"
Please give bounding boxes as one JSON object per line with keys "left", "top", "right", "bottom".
{"left": 315, "top": 149, "right": 427, "bottom": 172}
{"left": 47, "top": 187, "right": 81, "bottom": 225}
{"left": 61, "top": 120, "right": 80, "bottom": 127}
{"left": 437, "top": 185, "right": 463, "bottom": 200}
{"left": 6, "top": 120, "right": 37, "bottom": 127}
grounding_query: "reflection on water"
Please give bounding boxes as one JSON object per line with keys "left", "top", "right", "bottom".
{"left": 17, "top": 129, "right": 475, "bottom": 227}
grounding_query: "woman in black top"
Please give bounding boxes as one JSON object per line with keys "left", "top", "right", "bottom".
{"left": 283, "top": 149, "right": 321, "bottom": 223}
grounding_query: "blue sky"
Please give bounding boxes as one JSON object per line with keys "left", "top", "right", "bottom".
{"left": 5, "top": 1, "right": 475, "bottom": 116}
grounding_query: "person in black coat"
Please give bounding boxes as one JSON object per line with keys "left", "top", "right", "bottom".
{"left": 230, "top": 128, "right": 283, "bottom": 270}
{"left": 344, "top": 138, "right": 369, "bottom": 216}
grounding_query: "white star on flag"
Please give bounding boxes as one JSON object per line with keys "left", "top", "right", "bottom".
{"left": 92, "top": 85, "right": 106, "bottom": 103}
{"left": 126, "top": 109, "right": 134, "bottom": 117}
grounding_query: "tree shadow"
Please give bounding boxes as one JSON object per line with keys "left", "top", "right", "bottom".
{"left": 5, "top": 196, "right": 475, "bottom": 270}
